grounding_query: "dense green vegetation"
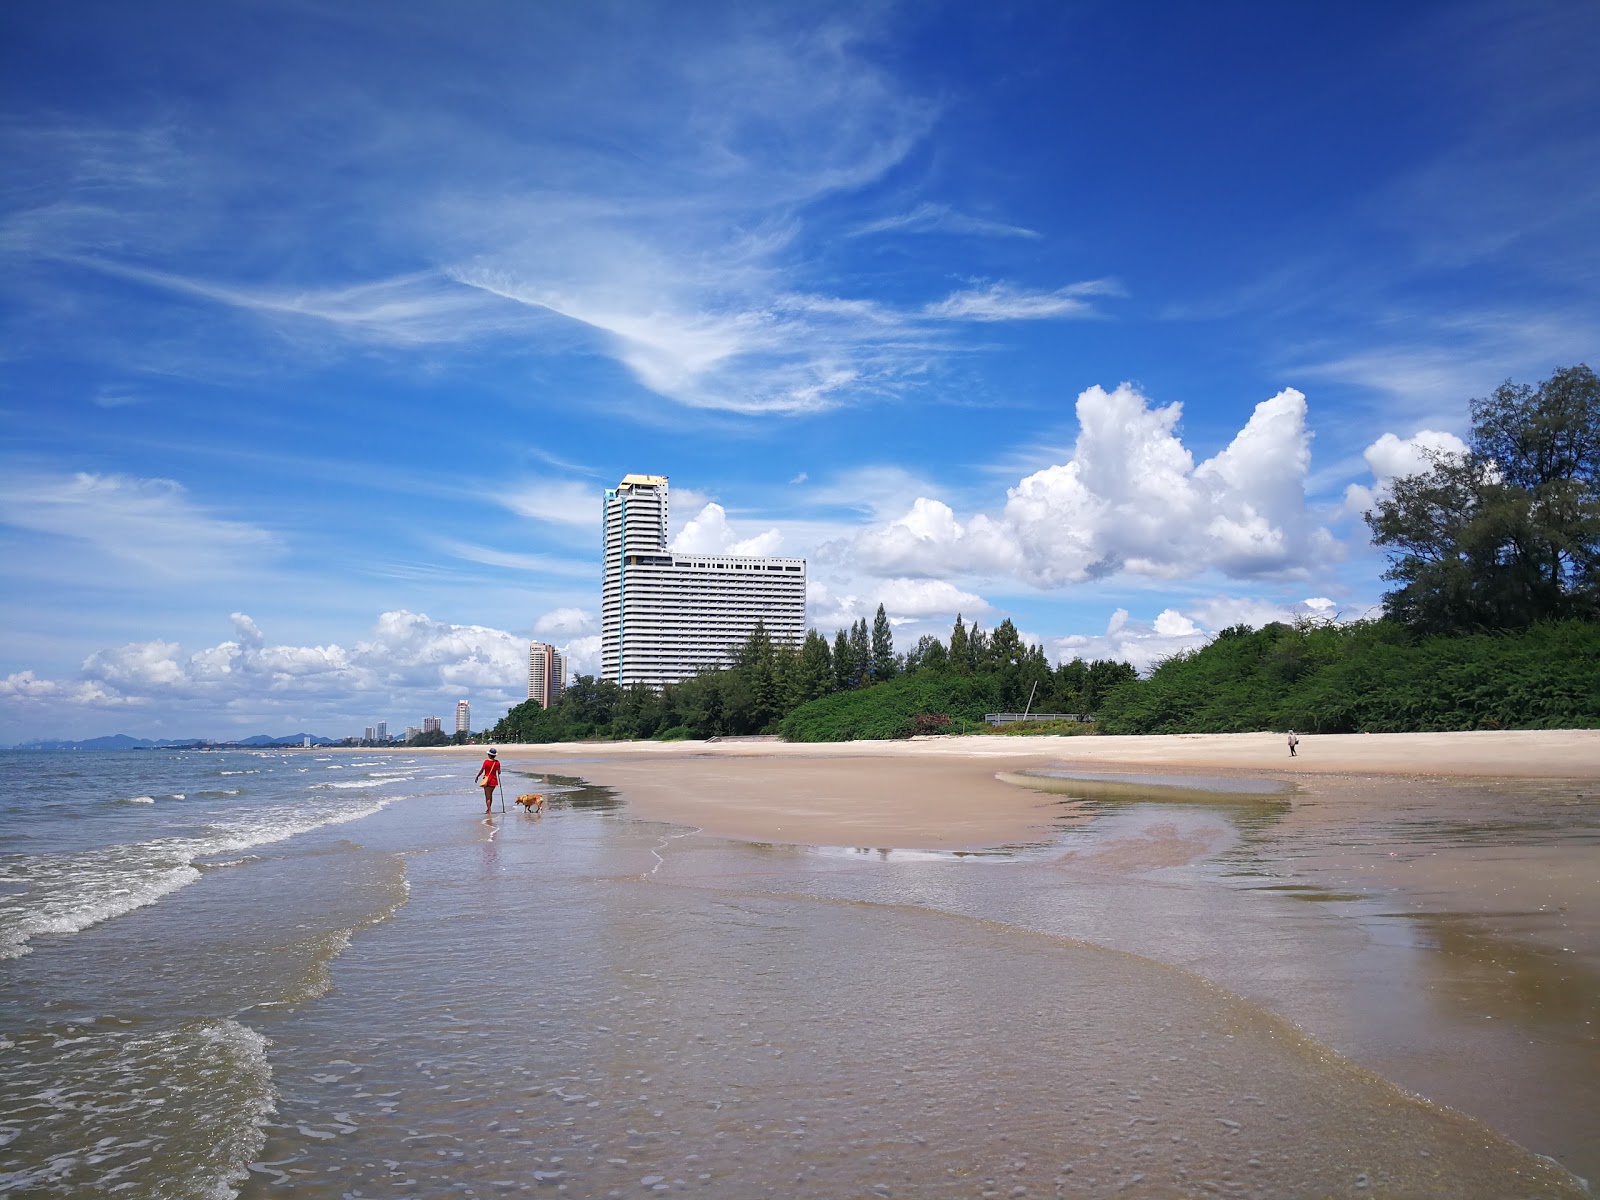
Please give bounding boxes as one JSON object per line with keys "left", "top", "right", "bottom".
{"left": 1095, "top": 618, "right": 1600, "bottom": 733}
{"left": 489, "top": 611, "right": 1134, "bottom": 743}
{"left": 490, "top": 366, "right": 1600, "bottom": 742}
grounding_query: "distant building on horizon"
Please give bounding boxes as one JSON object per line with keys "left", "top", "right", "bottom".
{"left": 455, "top": 699, "right": 471, "bottom": 734}
{"left": 405, "top": 725, "right": 420, "bottom": 742}
{"left": 422, "top": 716, "right": 442, "bottom": 734}
{"left": 375, "top": 721, "right": 387, "bottom": 743}
{"left": 363, "top": 726, "right": 376, "bottom": 743}
{"left": 601, "top": 473, "right": 805, "bottom": 688}
{"left": 527, "top": 642, "right": 566, "bottom": 709}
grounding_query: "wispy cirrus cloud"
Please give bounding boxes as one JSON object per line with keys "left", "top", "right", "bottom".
{"left": 497, "top": 479, "right": 602, "bottom": 528}
{"left": 924, "top": 280, "right": 1123, "bottom": 322}
{"left": 0, "top": 470, "right": 278, "bottom": 579}
{"left": 851, "top": 202, "right": 1040, "bottom": 239}
{"left": 1, "top": 12, "right": 1125, "bottom": 419}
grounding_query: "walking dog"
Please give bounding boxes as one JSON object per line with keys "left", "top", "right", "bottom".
{"left": 514, "top": 792, "right": 545, "bottom": 813}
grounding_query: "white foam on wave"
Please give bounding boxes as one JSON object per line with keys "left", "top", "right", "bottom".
{"left": 124, "top": 796, "right": 156, "bottom": 805}
{"left": 0, "top": 1016, "right": 275, "bottom": 1198}
{"left": 0, "top": 794, "right": 401, "bottom": 959}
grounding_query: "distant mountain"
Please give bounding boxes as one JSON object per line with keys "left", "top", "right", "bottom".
{"left": 9, "top": 732, "right": 337, "bottom": 750}
{"left": 236, "top": 733, "right": 338, "bottom": 746}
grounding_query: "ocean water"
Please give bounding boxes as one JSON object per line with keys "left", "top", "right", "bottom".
{"left": 0, "top": 749, "right": 1591, "bottom": 1198}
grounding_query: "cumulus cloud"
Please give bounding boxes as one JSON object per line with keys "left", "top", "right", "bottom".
{"left": 835, "top": 383, "right": 1338, "bottom": 585}
{"left": 2, "top": 611, "right": 534, "bottom": 736}
{"left": 533, "top": 607, "right": 596, "bottom": 638}
{"left": 561, "top": 635, "right": 603, "bottom": 679}
{"left": 1342, "top": 429, "right": 1471, "bottom": 515}
{"left": 1051, "top": 596, "right": 1342, "bottom": 675}
{"left": 805, "top": 576, "right": 991, "bottom": 633}
{"left": 670, "top": 502, "right": 784, "bottom": 557}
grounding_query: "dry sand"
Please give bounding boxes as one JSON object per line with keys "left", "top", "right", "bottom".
{"left": 442, "top": 729, "right": 1600, "bottom": 849}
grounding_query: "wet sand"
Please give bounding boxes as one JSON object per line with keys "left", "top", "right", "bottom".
{"left": 431, "top": 728, "right": 1600, "bottom": 849}
{"left": 442, "top": 732, "right": 1600, "bottom": 1185}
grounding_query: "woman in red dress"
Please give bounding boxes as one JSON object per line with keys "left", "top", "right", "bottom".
{"left": 476, "top": 748, "right": 502, "bottom": 812}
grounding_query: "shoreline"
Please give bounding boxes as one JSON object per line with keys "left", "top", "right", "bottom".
{"left": 412, "top": 729, "right": 1600, "bottom": 850}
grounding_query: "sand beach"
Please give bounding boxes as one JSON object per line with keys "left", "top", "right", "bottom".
{"left": 438, "top": 729, "right": 1600, "bottom": 1189}
{"left": 6, "top": 733, "right": 1596, "bottom": 1197}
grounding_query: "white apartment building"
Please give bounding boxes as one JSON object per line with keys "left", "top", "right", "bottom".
{"left": 528, "top": 642, "right": 566, "bottom": 708}
{"left": 454, "top": 699, "right": 471, "bottom": 734}
{"left": 601, "top": 474, "right": 806, "bottom": 688}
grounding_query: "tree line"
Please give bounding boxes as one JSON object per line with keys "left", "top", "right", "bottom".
{"left": 489, "top": 612, "right": 1136, "bottom": 743}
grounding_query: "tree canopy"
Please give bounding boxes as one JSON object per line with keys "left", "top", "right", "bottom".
{"left": 1365, "top": 365, "right": 1600, "bottom": 633}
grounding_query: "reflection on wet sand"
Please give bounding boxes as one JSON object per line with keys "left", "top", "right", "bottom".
{"left": 999, "top": 764, "right": 1600, "bottom": 1184}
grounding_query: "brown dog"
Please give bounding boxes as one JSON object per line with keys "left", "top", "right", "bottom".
{"left": 514, "top": 793, "right": 545, "bottom": 813}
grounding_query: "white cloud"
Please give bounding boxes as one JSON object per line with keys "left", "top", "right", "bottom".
{"left": 1052, "top": 608, "right": 1209, "bottom": 674}
{"left": 1049, "top": 595, "right": 1343, "bottom": 675}
{"left": 0, "top": 471, "right": 277, "bottom": 578}
{"left": 670, "top": 502, "right": 784, "bottom": 557}
{"left": 498, "top": 479, "right": 601, "bottom": 527}
{"left": 804, "top": 576, "right": 990, "bottom": 633}
{"left": 533, "top": 607, "right": 596, "bottom": 638}
{"left": 562, "top": 635, "right": 603, "bottom": 679}
{"left": 4, "top": 611, "right": 533, "bottom": 736}
{"left": 923, "top": 280, "right": 1119, "bottom": 322}
{"left": 837, "top": 383, "right": 1338, "bottom": 586}
{"left": 850, "top": 202, "right": 1040, "bottom": 240}
{"left": 1342, "top": 428, "right": 1470, "bottom": 515}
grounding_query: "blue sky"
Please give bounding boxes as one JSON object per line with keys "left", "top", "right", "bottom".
{"left": 2, "top": 0, "right": 1597, "bottom": 741}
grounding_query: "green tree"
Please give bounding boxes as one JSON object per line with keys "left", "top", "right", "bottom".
{"left": 848, "top": 618, "right": 871, "bottom": 687}
{"left": 796, "top": 629, "right": 834, "bottom": 702}
{"left": 904, "top": 634, "right": 946, "bottom": 674}
{"left": 948, "top": 614, "right": 969, "bottom": 673}
{"left": 831, "top": 628, "right": 853, "bottom": 691}
{"left": 1366, "top": 365, "right": 1600, "bottom": 633}
{"left": 870, "top": 603, "right": 897, "bottom": 682}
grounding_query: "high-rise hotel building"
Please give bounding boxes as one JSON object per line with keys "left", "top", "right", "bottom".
{"left": 455, "top": 699, "right": 471, "bottom": 734}
{"left": 602, "top": 474, "right": 806, "bottom": 688}
{"left": 527, "top": 641, "right": 566, "bottom": 708}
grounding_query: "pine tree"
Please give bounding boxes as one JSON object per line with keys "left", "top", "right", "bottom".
{"left": 849, "top": 618, "right": 871, "bottom": 686}
{"left": 832, "top": 628, "right": 853, "bottom": 691}
{"left": 870, "top": 603, "right": 897, "bottom": 681}
{"left": 949, "top": 614, "right": 968, "bottom": 673}
{"left": 798, "top": 629, "right": 834, "bottom": 701}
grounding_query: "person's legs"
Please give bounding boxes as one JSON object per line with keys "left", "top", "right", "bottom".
{"left": 483, "top": 783, "right": 496, "bottom": 812}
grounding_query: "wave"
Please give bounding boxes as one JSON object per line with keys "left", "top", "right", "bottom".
{"left": 0, "top": 1016, "right": 274, "bottom": 1198}
{"left": 0, "top": 795, "right": 400, "bottom": 959}
{"left": 122, "top": 795, "right": 156, "bottom": 805}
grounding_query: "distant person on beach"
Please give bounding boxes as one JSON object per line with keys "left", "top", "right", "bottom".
{"left": 1287, "top": 730, "right": 1299, "bottom": 758}
{"left": 476, "top": 748, "right": 501, "bottom": 813}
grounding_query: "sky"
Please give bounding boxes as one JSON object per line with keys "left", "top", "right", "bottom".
{"left": 2, "top": 0, "right": 1597, "bottom": 742}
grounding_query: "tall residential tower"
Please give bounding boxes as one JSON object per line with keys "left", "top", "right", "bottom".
{"left": 601, "top": 474, "right": 806, "bottom": 688}
{"left": 527, "top": 641, "right": 566, "bottom": 709}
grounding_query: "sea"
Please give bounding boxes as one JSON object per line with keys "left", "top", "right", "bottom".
{"left": 0, "top": 748, "right": 1592, "bottom": 1198}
